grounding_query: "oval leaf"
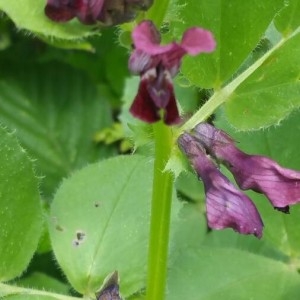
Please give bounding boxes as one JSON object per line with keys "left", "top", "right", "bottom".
{"left": 49, "top": 155, "right": 153, "bottom": 297}
{"left": 0, "top": 126, "right": 42, "bottom": 281}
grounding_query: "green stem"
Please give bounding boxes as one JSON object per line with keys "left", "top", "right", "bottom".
{"left": 146, "top": 0, "right": 171, "bottom": 27}
{"left": 146, "top": 121, "right": 173, "bottom": 300}
{"left": 179, "top": 26, "right": 300, "bottom": 133}
{"left": 0, "top": 282, "right": 79, "bottom": 300}
{"left": 179, "top": 86, "right": 230, "bottom": 132}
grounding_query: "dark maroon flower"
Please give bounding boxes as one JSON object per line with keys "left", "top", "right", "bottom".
{"left": 194, "top": 123, "right": 300, "bottom": 213}
{"left": 178, "top": 133, "right": 263, "bottom": 238}
{"left": 45, "top": 0, "right": 105, "bottom": 24}
{"left": 129, "top": 20, "right": 216, "bottom": 125}
{"left": 45, "top": 0, "right": 153, "bottom": 25}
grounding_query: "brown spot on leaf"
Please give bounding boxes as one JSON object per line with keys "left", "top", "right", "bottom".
{"left": 76, "top": 230, "right": 86, "bottom": 241}
{"left": 55, "top": 224, "right": 64, "bottom": 231}
{"left": 72, "top": 240, "right": 80, "bottom": 247}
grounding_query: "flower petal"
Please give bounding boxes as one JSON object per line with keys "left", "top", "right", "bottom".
{"left": 163, "top": 84, "right": 181, "bottom": 125}
{"left": 128, "top": 49, "right": 156, "bottom": 74}
{"left": 230, "top": 155, "right": 300, "bottom": 210}
{"left": 178, "top": 133, "right": 263, "bottom": 238}
{"left": 194, "top": 122, "right": 234, "bottom": 150}
{"left": 45, "top": 0, "right": 75, "bottom": 22}
{"left": 130, "top": 67, "right": 180, "bottom": 125}
{"left": 180, "top": 28, "right": 216, "bottom": 55}
{"left": 146, "top": 66, "right": 171, "bottom": 108}
{"left": 45, "top": 0, "right": 104, "bottom": 24}
{"left": 75, "top": 0, "right": 104, "bottom": 24}
{"left": 205, "top": 173, "right": 263, "bottom": 238}
{"left": 194, "top": 123, "right": 300, "bottom": 211}
{"left": 159, "top": 44, "right": 186, "bottom": 76}
{"left": 130, "top": 74, "right": 160, "bottom": 123}
{"left": 132, "top": 20, "right": 175, "bottom": 55}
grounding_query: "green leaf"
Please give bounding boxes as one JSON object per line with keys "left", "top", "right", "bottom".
{"left": 203, "top": 229, "right": 288, "bottom": 262}
{"left": 0, "top": 282, "right": 78, "bottom": 300}
{"left": 251, "top": 193, "right": 300, "bottom": 258}
{"left": 0, "top": 63, "right": 114, "bottom": 196}
{"left": 0, "top": 0, "right": 99, "bottom": 40}
{"left": 167, "top": 247, "right": 300, "bottom": 300}
{"left": 0, "top": 126, "right": 42, "bottom": 281}
{"left": 225, "top": 31, "right": 300, "bottom": 130}
{"left": 37, "top": 35, "right": 95, "bottom": 52}
{"left": 175, "top": 171, "right": 205, "bottom": 203}
{"left": 175, "top": 0, "right": 284, "bottom": 88}
{"left": 16, "top": 272, "right": 70, "bottom": 295}
{"left": 3, "top": 296, "right": 59, "bottom": 300}
{"left": 170, "top": 203, "right": 207, "bottom": 252}
{"left": 49, "top": 155, "right": 152, "bottom": 297}
{"left": 275, "top": 0, "right": 300, "bottom": 35}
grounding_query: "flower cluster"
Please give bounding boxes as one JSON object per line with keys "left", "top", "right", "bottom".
{"left": 45, "top": 0, "right": 153, "bottom": 25}
{"left": 128, "top": 20, "right": 216, "bottom": 125}
{"left": 179, "top": 123, "right": 300, "bottom": 238}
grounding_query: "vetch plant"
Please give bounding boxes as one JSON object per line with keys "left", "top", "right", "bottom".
{"left": 193, "top": 123, "right": 300, "bottom": 213}
{"left": 0, "top": 0, "right": 300, "bottom": 300}
{"left": 178, "top": 132, "right": 264, "bottom": 238}
{"left": 45, "top": 0, "right": 154, "bottom": 25}
{"left": 128, "top": 20, "right": 215, "bottom": 124}
{"left": 179, "top": 123, "right": 300, "bottom": 238}
{"left": 44, "top": 0, "right": 105, "bottom": 24}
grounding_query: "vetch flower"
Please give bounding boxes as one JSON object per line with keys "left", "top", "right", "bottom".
{"left": 45, "top": 0, "right": 153, "bottom": 25}
{"left": 45, "top": 0, "right": 104, "bottom": 24}
{"left": 178, "top": 133, "right": 263, "bottom": 238}
{"left": 194, "top": 123, "right": 300, "bottom": 213}
{"left": 129, "top": 20, "right": 216, "bottom": 125}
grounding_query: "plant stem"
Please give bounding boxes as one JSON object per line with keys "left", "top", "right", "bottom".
{"left": 0, "top": 282, "right": 79, "bottom": 300}
{"left": 139, "top": 1, "right": 173, "bottom": 298}
{"left": 179, "top": 26, "right": 300, "bottom": 133}
{"left": 179, "top": 87, "right": 230, "bottom": 132}
{"left": 146, "top": 0, "right": 171, "bottom": 27}
{"left": 146, "top": 121, "right": 173, "bottom": 300}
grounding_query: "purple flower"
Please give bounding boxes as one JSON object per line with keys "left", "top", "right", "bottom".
{"left": 178, "top": 133, "right": 263, "bottom": 238}
{"left": 194, "top": 123, "right": 300, "bottom": 213}
{"left": 129, "top": 20, "right": 216, "bottom": 125}
{"left": 45, "top": 0, "right": 153, "bottom": 25}
{"left": 45, "top": 0, "right": 104, "bottom": 24}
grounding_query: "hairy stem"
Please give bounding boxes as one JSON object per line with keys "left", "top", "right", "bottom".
{"left": 0, "top": 283, "right": 79, "bottom": 300}
{"left": 179, "top": 26, "right": 300, "bottom": 133}
{"left": 146, "top": 121, "right": 173, "bottom": 300}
